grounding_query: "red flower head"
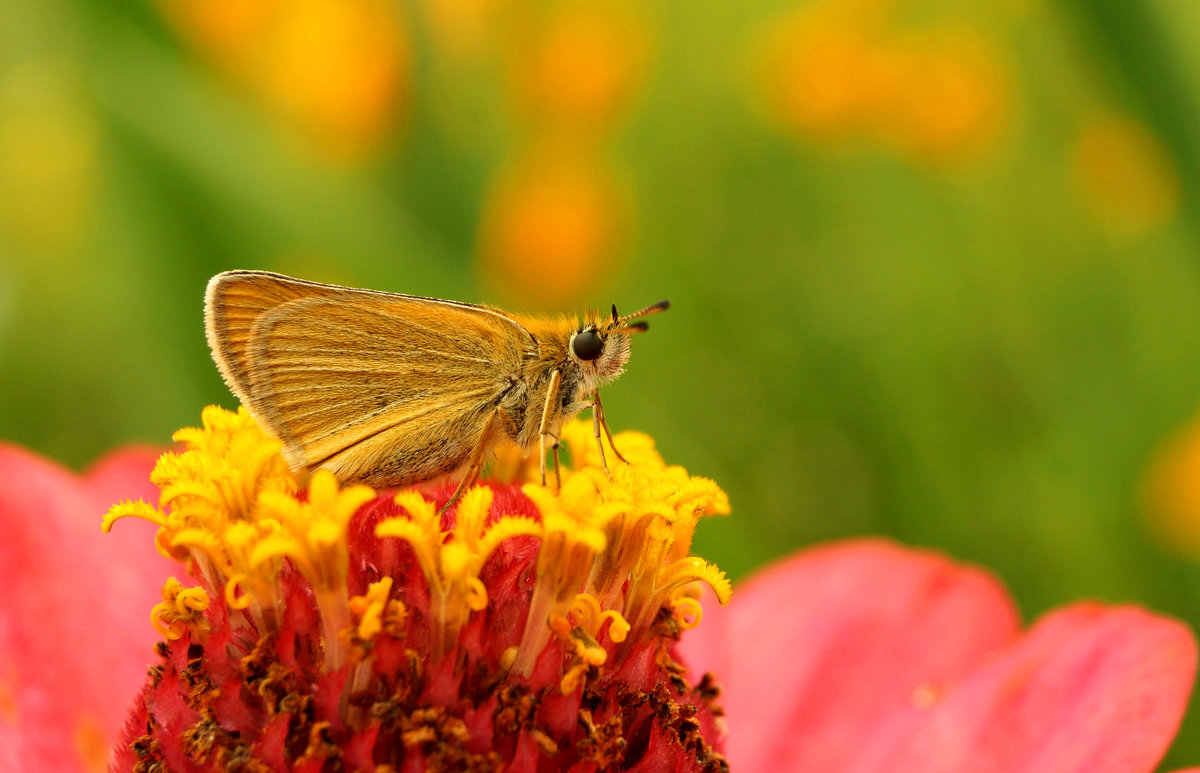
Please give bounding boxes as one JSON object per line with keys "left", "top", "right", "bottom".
{"left": 102, "top": 407, "right": 731, "bottom": 771}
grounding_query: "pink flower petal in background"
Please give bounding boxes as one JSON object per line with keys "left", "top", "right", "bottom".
{"left": 80, "top": 447, "right": 177, "bottom": 613}
{"left": 681, "top": 539, "right": 1197, "bottom": 773}
{"left": 80, "top": 446, "right": 161, "bottom": 515}
{"left": 852, "top": 604, "right": 1195, "bottom": 773}
{"left": 0, "top": 443, "right": 173, "bottom": 773}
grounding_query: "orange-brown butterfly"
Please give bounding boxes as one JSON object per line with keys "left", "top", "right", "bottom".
{"left": 205, "top": 270, "right": 668, "bottom": 508}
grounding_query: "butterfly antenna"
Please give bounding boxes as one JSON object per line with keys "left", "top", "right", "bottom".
{"left": 612, "top": 299, "right": 670, "bottom": 334}
{"left": 618, "top": 299, "right": 670, "bottom": 324}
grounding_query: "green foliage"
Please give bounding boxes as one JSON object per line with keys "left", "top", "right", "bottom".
{"left": 4, "top": 0, "right": 1200, "bottom": 763}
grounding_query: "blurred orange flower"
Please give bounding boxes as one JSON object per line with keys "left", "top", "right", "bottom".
{"left": 507, "top": 0, "right": 650, "bottom": 136}
{"left": 881, "top": 27, "right": 1011, "bottom": 166}
{"left": 1070, "top": 114, "right": 1180, "bottom": 236}
{"left": 477, "top": 147, "right": 629, "bottom": 308}
{"left": 756, "top": 8, "right": 894, "bottom": 144}
{"left": 754, "top": 4, "right": 1011, "bottom": 167}
{"left": 470, "top": 0, "right": 651, "bottom": 306}
{"left": 157, "top": 0, "right": 410, "bottom": 162}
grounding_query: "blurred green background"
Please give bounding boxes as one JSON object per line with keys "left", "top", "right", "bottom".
{"left": 6, "top": 0, "right": 1200, "bottom": 763}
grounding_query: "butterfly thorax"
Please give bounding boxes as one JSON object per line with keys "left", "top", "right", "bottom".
{"left": 500, "top": 313, "right": 632, "bottom": 452}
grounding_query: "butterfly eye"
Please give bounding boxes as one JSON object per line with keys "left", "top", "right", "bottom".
{"left": 572, "top": 330, "right": 604, "bottom": 361}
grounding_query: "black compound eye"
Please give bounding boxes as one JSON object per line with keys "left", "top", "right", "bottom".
{"left": 572, "top": 330, "right": 604, "bottom": 361}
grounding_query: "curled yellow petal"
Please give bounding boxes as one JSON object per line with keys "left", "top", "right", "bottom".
{"left": 102, "top": 499, "right": 166, "bottom": 532}
{"left": 658, "top": 557, "right": 732, "bottom": 606}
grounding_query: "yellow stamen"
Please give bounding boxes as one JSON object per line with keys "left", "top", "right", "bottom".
{"left": 244, "top": 470, "right": 374, "bottom": 669}
{"left": 150, "top": 578, "right": 211, "bottom": 640}
{"left": 107, "top": 407, "right": 732, "bottom": 716}
{"left": 511, "top": 490, "right": 607, "bottom": 677}
{"left": 103, "top": 406, "right": 300, "bottom": 632}
{"left": 349, "top": 577, "right": 395, "bottom": 641}
{"left": 569, "top": 593, "right": 629, "bottom": 644}
{"left": 549, "top": 614, "right": 609, "bottom": 694}
{"left": 223, "top": 573, "right": 253, "bottom": 610}
{"left": 560, "top": 662, "right": 590, "bottom": 694}
{"left": 605, "top": 612, "right": 630, "bottom": 643}
{"left": 509, "top": 423, "right": 732, "bottom": 664}
{"left": 669, "top": 597, "right": 703, "bottom": 630}
{"left": 570, "top": 592, "right": 603, "bottom": 623}
{"left": 377, "top": 486, "right": 542, "bottom": 661}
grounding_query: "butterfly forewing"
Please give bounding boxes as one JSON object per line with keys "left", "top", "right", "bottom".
{"left": 206, "top": 272, "right": 348, "bottom": 398}
{"left": 207, "top": 273, "right": 534, "bottom": 487}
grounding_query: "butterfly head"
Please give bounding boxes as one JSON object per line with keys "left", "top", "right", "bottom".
{"left": 569, "top": 300, "right": 670, "bottom": 384}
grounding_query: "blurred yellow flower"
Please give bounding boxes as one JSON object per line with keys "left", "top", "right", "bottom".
{"left": 507, "top": 0, "right": 650, "bottom": 136}
{"left": 477, "top": 146, "right": 629, "bottom": 307}
{"left": 753, "top": 4, "right": 1011, "bottom": 167}
{"left": 157, "top": 0, "right": 410, "bottom": 163}
{"left": 419, "top": 0, "right": 512, "bottom": 60}
{"left": 1069, "top": 114, "right": 1180, "bottom": 236}
{"left": 0, "top": 61, "right": 98, "bottom": 254}
{"left": 1143, "top": 411, "right": 1200, "bottom": 559}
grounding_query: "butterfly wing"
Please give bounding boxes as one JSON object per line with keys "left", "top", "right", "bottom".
{"left": 205, "top": 271, "right": 350, "bottom": 401}
{"left": 206, "top": 271, "right": 534, "bottom": 487}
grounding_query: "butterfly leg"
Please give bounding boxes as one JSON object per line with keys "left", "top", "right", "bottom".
{"left": 591, "top": 398, "right": 612, "bottom": 480}
{"left": 538, "top": 432, "right": 563, "bottom": 489}
{"left": 592, "top": 391, "right": 628, "bottom": 472}
{"left": 439, "top": 412, "right": 497, "bottom": 515}
{"left": 538, "top": 369, "right": 563, "bottom": 488}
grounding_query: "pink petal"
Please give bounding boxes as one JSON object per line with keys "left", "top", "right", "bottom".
{"left": 851, "top": 603, "right": 1196, "bottom": 773}
{"left": 81, "top": 445, "right": 162, "bottom": 516}
{"left": 678, "top": 539, "right": 1020, "bottom": 772}
{"left": 0, "top": 443, "right": 174, "bottom": 772}
{"left": 82, "top": 447, "right": 178, "bottom": 611}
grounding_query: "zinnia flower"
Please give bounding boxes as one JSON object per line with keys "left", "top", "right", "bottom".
{"left": 3, "top": 408, "right": 1198, "bottom": 771}
{"left": 101, "top": 407, "right": 732, "bottom": 770}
